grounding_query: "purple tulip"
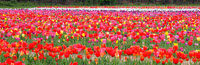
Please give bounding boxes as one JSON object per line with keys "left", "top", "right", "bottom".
{"left": 51, "top": 35, "right": 55, "bottom": 38}
{"left": 32, "top": 32, "right": 35, "bottom": 34}
{"left": 124, "top": 34, "right": 127, "bottom": 37}
{"left": 185, "top": 43, "right": 188, "bottom": 46}
{"left": 186, "top": 38, "right": 189, "bottom": 41}
{"left": 146, "top": 35, "right": 149, "bottom": 38}
{"left": 177, "top": 39, "right": 180, "bottom": 41}
{"left": 3, "top": 37, "right": 5, "bottom": 40}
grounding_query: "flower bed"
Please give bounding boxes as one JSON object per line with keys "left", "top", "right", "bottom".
{"left": 0, "top": 8, "right": 200, "bottom": 65}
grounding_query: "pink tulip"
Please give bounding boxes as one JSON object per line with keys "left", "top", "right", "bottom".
{"left": 123, "top": 37, "right": 127, "bottom": 41}
{"left": 102, "top": 39, "right": 106, "bottom": 44}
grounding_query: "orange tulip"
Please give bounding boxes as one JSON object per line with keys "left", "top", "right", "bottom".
{"left": 95, "top": 58, "right": 98, "bottom": 62}
{"left": 34, "top": 57, "right": 37, "bottom": 60}
{"left": 22, "top": 58, "right": 25, "bottom": 61}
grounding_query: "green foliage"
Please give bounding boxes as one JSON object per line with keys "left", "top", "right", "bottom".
{"left": 10, "top": 0, "right": 18, "bottom": 4}
{"left": 0, "top": 0, "right": 37, "bottom": 8}
{"left": 100, "top": 0, "right": 117, "bottom": 5}
{"left": 19, "top": 1, "right": 35, "bottom": 6}
{"left": 0, "top": 0, "right": 200, "bottom": 7}
{"left": 0, "top": 0, "right": 19, "bottom": 6}
{"left": 0, "top": 1, "right": 14, "bottom": 6}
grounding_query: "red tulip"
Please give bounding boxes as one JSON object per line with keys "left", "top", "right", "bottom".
{"left": 101, "top": 44, "right": 106, "bottom": 48}
{"left": 55, "top": 58, "right": 58, "bottom": 62}
{"left": 14, "top": 61, "right": 24, "bottom": 65}
{"left": 143, "top": 46, "right": 148, "bottom": 51}
{"left": 86, "top": 55, "right": 91, "bottom": 59}
{"left": 69, "top": 62, "right": 78, "bottom": 65}
{"left": 13, "top": 55, "right": 17, "bottom": 60}
{"left": 173, "top": 45, "right": 178, "bottom": 51}
{"left": 162, "top": 61, "right": 165, "bottom": 64}
{"left": 64, "top": 53, "right": 70, "bottom": 58}
{"left": 173, "top": 58, "right": 179, "bottom": 64}
{"left": 5, "top": 58, "right": 14, "bottom": 65}
{"left": 77, "top": 55, "right": 83, "bottom": 59}
{"left": 188, "top": 40, "right": 193, "bottom": 46}
{"left": 140, "top": 56, "right": 144, "bottom": 61}
{"left": 179, "top": 59, "right": 183, "bottom": 63}
{"left": 3, "top": 53, "right": 9, "bottom": 58}
{"left": 189, "top": 51, "right": 194, "bottom": 58}
{"left": 72, "top": 49, "right": 78, "bottom": 54}
{"left": 181, "top": 54, "right": 187, "bottom": 59}
{"left": 39, "top": 54, "right": 44, "bottom": 60}
{"left": 95, "top": 51, "right": 100, "bottom": 57}
{"left": 89, "top": 50, "right": 94, "bottom": 55}
{"left": 192, "top": 58, "right": 197, "bottom": 63}
{"left": 186, "top": 58, "right": 189, "bottom": 61}
{"left": 196, "top": 52, "right": 200, "bottom": 59}
{"left": 156, "top": 59, "right": 160, "bottom": 64}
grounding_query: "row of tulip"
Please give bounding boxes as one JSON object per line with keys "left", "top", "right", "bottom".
{"left": 36, "top": 6, "right": 200, "bottom": 9}
{"left": 25, "top": 8, "right": 200, "bottom": 11}
{"left": 0, "top": 39, "right": 199, "bottom": 65}
{"left": 0, "top": 9, "right": 200, "bottom": 64}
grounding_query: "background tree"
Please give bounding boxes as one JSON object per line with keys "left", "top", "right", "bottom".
{"left": 1, "top": 0, "right": 200, "bottom": 6}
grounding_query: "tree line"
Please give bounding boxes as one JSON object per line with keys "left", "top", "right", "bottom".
{"left": 1, "top": 0, "right": 200, "bottom": 6}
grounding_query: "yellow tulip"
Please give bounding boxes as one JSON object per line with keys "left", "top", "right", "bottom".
{"left": 60, "top": 30, "right": 63, "bottom": 34}
{"left": 197, "top": 37, "right": 200, "bottom": 41}
{"left": 56, "top": 32, "right": 59, "bottom": 35}
{"left": 22, "top": 34, "right": 25, "bottom": 37}
{"left": 116, "top": 40, "right": 118, "bottom": 44}
{"left": 15, "top": 35, "right": 19, "bottom": 38}
{"left": 82, "top": 33, "right": 85, "bottom": 37}
{"left": 146, "top": 29, "right": 149, "bottom": 32}
{"left": 174, "top": 43, "right": 178, "bottom": 46}
{"left": 165, "top": 32, "right": 168, "bottom": 35}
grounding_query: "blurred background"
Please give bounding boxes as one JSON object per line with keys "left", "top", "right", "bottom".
{"left": 0, "top": 0, "right": 200, "bottom": 7}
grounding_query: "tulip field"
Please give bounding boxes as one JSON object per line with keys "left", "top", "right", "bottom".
{"left": 0, "top": 6, "right": 200, "bottom": 65}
